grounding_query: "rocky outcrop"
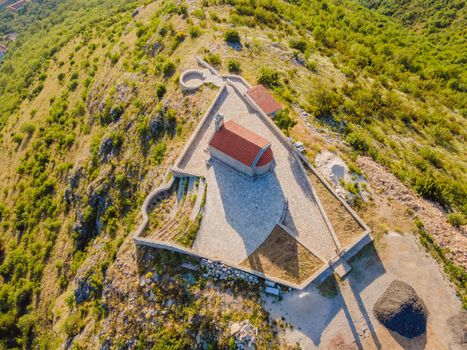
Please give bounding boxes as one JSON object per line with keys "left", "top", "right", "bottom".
{"left": 373, "top": 280, "right": 428, "bottom": 338}
{"left": 73, "top": 181, "right": 112, "bottom": 250}
{"left": 230, "top": 320, "right": 258, "bottom": 350}
{"left": 99, "top": 137, "right": 119, "bottom": 162}
{"left": 74, "top": 277, "right": 97, "bottom": 304}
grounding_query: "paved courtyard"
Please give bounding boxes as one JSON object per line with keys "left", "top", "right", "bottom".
{"left": 178, "top": 82, "right": 339, "bottom": 264}
{"left": 193, "top": 160, "right": 285, "bottom": 263}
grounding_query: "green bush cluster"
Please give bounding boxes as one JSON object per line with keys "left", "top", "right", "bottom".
{"left": 204, "top": 52, "right": 221, "bottom": 66}
{"left": 224, "top": 29, "right": 240, "bottom": 44}
{"left": 273, "top": 109, "right": 296, "bottom": 135}
{"left": 258, "top": 68, "right": 280, "bottom": 88}
{"left": 226, "top": 58, "right": 240, "bottom": 73}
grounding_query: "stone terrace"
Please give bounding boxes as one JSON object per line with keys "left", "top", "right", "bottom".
{"left": 177, "top": 83, "right": 339, "bottom": 264}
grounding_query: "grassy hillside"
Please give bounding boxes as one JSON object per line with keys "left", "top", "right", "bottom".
{"left": 360, "top": 0, "right": 465, "bottom": 29}
{"left": 0, "top": 0, "right": 465, "bottom": 348}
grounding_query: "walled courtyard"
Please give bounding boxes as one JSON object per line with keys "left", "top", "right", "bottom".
{"left": 134, "top": 60, "right": 370, "bottom": 287}
{"left": 175, "top": 78, "right": 341, "bottom": 265}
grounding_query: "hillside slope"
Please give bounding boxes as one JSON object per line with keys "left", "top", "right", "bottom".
{"left": 359, "top": 0, "right": 465, "bottom": 29}
{"left": 0, "top": 0, "right": 465, "bottom": 348}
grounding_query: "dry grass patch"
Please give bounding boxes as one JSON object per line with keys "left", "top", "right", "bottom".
{"left": 307, "top": 169, "right": 365, "bottom": 247}
{"left": 240, "top": 225, "right": 323, "bottom": 285}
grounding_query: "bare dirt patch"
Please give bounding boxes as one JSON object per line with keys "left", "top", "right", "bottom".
{"left": 307, "top": 169, "right": 365, "bottom": 247}
{"left": 264, "top": 233, "right": 462, "bottom": 349}
{"left": 240, "top": 225, "right": 323, "bottom": 285}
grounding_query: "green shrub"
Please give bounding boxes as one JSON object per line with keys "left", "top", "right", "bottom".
{"left": 209, "top": 12, "right": 221, "bottom": 22}
{"left": 109, "top": 52, "right": 120, "bottom": 65}
{"left": 109, "top": 131, "right": 124, "bottom": 151}
{"left": 99, "top": 102, "right": 124, "bottom": 125}
{"left": 19, "top": 122, "right": 35, "bottom": 136}
{"left": 153, "top": 142, "right": 167, "bottom": 165}
{"left": 12, "top": 134, "right": 23, "bottom": 145}
{"left": 162, "top": 61, "right": 176, "bottom": 77}
{"left": 289, "top": 37, "right": 307, "bottom": 52}
{"left": 346, "top": 131, "right": 370, "bottom": 153}
{"left": 68, "top": 80, "right": 78, "bottom": 91}
{"left": 227, "top": 59, "right": 240, "bottom": 73}
{"left": 273, "top": 109, "right": 296, "bottom": 135}
{"left": 448, "top": 213, "right": 465, "bottom": 228}
{"left": 175, "top": 32, "right": 186, "bottom": 43}
{"left": 309, "top": 88, "right": 343, "bottom": 118}
{"left": 204, "top": 53, "right": 221, "bottom": 66}
{"left": 156, "top": 83, "right": 166, "bottom": 99}
{"left": 258, "top": 68, "right": 280, "bottom": 88}
{"left": 413, "top": 175, "right": 446, "bottom": 206}
{"left": 224, "top": 29, "right": 240, "bottom": 44}
{"left": 192, "top": 8, "right": 205, "bottom": 19}
{"left": 307, "top": 59, "right": 317, "bottom": 72}
{"left": 189, "top": 25, "right": 201, "bottom": 38}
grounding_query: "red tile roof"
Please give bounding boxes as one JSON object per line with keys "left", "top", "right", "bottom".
{"left": 247, "top": 85, "right": 282, "bottom": 115}
{"left": 7, "top": 0, "right": 28, "bottom": 10}
{"left": 209, "top": 120, "right": 273, "bottom": 167}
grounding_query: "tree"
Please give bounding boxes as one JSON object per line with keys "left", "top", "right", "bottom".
{"left": 224, "top": 29, "right": 240, "bottom": 44}
{"left": 19, "top": 122, "right": 35, "bottom": 136}
{"left": 273, "top": 109, "right": 296, "bottom": 135}
{"left": 227, "top": 59, "right": 240, "bottom": 73}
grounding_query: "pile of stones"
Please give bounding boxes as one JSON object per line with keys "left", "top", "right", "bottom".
{"left": 201, "top": 259, "right": 259, "bottom": 284}
{"left": 230, "top": 320, "right": 258, "bottom": 350}
{"left": 374, "top": 280, "right": 428, "bottom": 338}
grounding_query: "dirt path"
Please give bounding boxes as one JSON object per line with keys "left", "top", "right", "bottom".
{"left": 264, "top": 232, "right": 462, "bottom": 349}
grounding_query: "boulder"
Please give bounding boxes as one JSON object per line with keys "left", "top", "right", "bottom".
{"left": 373, "top": 280, "right": 428, "bottom": 338}
{"left": 74, "top": 278, "right": 96, "bottom": 304}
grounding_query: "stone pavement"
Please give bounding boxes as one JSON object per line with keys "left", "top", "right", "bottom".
{"left": 193, "top": 159, "right": 285, "bottom": 264}
{"left": 180, "top": 84, "right": 339, "bottom": 264}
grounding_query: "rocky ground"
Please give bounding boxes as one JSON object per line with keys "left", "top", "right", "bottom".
{"left": 293, "top": 108, "right": 466, "bottom": 268}
{"left": 357, "top": 156, "right": 467, "bottom": 268}
{"left": 70, "top": 239, "right": 278, "bottom": 349}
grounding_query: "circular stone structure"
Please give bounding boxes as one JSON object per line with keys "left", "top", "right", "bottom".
{"left": 179, "top": 69, "right": 206, "bottom": 91}
{"left": 373, "top": 280, "right": 428, "bottom": 338}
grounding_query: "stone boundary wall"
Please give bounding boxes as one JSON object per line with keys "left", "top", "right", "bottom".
{"left": 227, "top": 79, "right": 344, "bottom": 256}
{"left": 134, "top": 230, "right": 372, "bottom": 290}
{"left": 134, "top": 236, "right": 310, "bottom": 289}
{"left": 172, "top": 84, "right": 228, "bottom": 176}
{"left": 132, "top": 177, "right": 176, "bottom": 239}
{"left": 133, "top": 59, "right": 373, "bottom": 289}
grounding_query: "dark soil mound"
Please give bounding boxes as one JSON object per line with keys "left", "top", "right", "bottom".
{"left": 373, "top": 280, "right": 428, "bottom": 338}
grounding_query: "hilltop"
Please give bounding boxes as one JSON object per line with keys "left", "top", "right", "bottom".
{"left": 0, "top": 0, "right": 465, "bottom": 348}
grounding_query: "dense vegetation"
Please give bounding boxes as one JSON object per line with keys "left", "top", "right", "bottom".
{"left": 0, "top": 0, "right": 146, "bottom": 347}
{"left": 219, "top": 0, "right": 466, "bottom": 215}
{"left": 360, "top": 0, "right": 465, "bottom": 29}
{"left": 0, "top": 0, "right": 465, "bottom": 348}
